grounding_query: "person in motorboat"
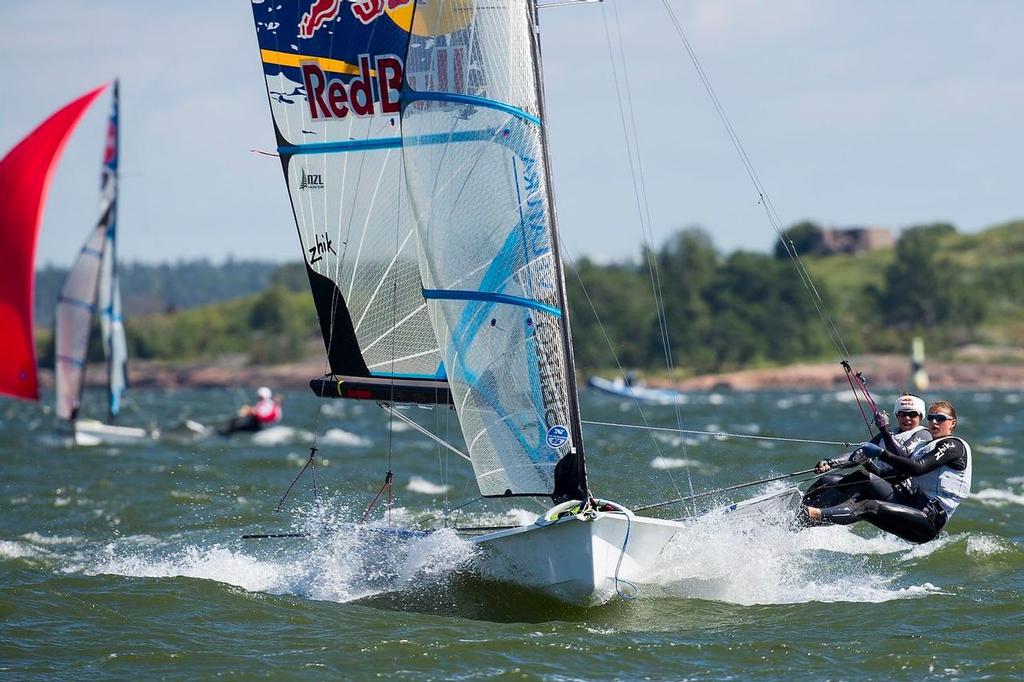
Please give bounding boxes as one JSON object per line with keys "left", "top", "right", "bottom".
{"left": 802, "top": 393, "right": 931, "bottom": 509}
{"left": 220, "top": 386, "right": 283, "bottom": 435}
{"left": 801, "top": 400, "right": 971, "bottom": 544}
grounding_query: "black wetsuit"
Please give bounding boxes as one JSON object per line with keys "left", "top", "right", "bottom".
{"left": 809, "top": 438, "right": 971, "bottom": 544}
{"left": 802, "top": 426, "right": 930, "bottom": 510}
{"left": 220, "top": 413, "right": 261, "bottom": 435}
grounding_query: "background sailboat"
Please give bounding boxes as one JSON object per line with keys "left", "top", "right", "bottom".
{"left": 53, "top": 81, "right": 153, "bottom": 446}
{"left": 0, "top": 85, "right": 107, "bottom": 404}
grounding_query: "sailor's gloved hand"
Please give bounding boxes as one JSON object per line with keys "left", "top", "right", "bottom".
{"left": 849, "top": 442, "right": 884, "bottom": 464}
{"left": 815, "top": 460, "right": 833, "bottom": 473}
{"left": 873, "top": 411, "right": 890, "bottom": 431}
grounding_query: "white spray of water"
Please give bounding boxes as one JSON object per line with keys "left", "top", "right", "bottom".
{"left": 644, "top": 505, "right": 940, "bottom": 605}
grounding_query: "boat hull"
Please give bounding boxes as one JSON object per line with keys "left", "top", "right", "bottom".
{"left": 70, "top": 418, "right": 157, "bottom": 446}
{"left": 587, "top": 376, "right": 686, "bottom": 405}
{"left": 471, "top": 503, "right": 683, "bottom": 606}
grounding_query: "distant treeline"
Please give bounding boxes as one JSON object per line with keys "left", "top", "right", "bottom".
{"left": 35, "top": 220, "right": 1024, "bottom": 372}
{"left": 34, "top": 258, "right": 282, "bottom": 327}
{"left": 568, "top": 220, "right": 1016, "bottom": 374}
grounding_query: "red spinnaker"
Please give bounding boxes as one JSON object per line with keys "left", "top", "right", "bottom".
{"left": 0, "top": 84, "right": 108, "bottom": 401}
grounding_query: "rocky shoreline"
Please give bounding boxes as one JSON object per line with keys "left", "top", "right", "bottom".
{"left": 38, "top": 353, "right": 1024, "bottom": 392}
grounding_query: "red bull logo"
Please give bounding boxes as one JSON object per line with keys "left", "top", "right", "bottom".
{"left": 302, "top": 54, "right": 403, "bottom": 120}
{"left": 352, "top": 0, "right": 413, "bottom": 25}
{"left": 299, "top": 0, "right": 344, "bottom": 38}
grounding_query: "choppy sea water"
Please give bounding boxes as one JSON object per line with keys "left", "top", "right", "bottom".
{"left": 2, "top": 387, "right": 1021, "bottom": 679}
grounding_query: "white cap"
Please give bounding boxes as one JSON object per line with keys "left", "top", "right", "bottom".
{"left": 257, "top": 386, "right": 272, "bottom": 399}
{"left": 894, "top": 394, "right": 925, "bottom": 416}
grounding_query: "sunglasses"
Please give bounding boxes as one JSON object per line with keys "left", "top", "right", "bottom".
{"left": 896, "top": 411, "right": 921, "bottom": 419}
{"left": 926, "top": 413, "right": 954, "bottom": 423}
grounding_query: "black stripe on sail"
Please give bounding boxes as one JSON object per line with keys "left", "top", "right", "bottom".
{"left": 304, "top": 263, "right": 371, "bottom": 377}
{"left": 310, "top": 376, "right": 452, "bottom": 405}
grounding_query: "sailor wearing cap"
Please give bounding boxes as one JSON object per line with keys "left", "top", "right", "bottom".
{"left": 802, "top": 399, "right": 971, "bottom": 544}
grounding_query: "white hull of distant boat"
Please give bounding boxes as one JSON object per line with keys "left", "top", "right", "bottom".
{"left": 587, "top": 376, "right": 686, "bottom": 406}
{"left": 471, "top": 500, "right": 683, "bottom": 606}
{"left": 69, "top": 418, "right": 157, "bottom": 446}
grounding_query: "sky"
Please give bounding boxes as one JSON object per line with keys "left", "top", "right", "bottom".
{"left": 2, "top": 0, "right": 1023, "bottom": 267}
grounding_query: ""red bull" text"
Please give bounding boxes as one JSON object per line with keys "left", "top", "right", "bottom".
{"left": 302, "top": 54, "right": 404, "bottom": 120}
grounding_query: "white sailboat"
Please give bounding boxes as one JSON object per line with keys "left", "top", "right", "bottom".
{"left": 54, "top": 81, "right": 154, "bottom": 446}
{"left": 249, "top": 0, "right": 794, "bottom": 605}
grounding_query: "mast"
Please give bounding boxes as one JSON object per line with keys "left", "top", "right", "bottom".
{"left": 527, "top": 0, "right": 589, "bottom": 501}
{"left": 99, "top": 80, "right": 126, "bottom": 420}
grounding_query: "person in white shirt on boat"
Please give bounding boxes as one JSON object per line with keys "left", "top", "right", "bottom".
{"left": 802, "top": 393, "right": 931, "bottom": 509}
{"left": 802, "top": 400, "right": 971, "bottom": 544}
{"left": 220, "top": 386, "right": 283, "bottom": 434}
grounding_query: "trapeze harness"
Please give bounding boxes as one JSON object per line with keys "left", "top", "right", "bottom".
{"left": 815, "top": 436, "right": 972, "bottom": 544}
{"left": 866, "top": 424, "right": 931, "bottom": 478}
{"left": 803, "top": 425, "right": 932, "bottom": 509}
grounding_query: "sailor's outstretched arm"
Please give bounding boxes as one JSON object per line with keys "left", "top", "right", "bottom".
{"left": 878, "top": 440, "right": 967, "bottom": 476}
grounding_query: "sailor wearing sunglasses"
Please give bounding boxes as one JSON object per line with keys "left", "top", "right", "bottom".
{"left": 802, "top": 393, "right": 932, "bottom": 510}
{"left": 802, "top": 400, "right": 971, "bottom": 544}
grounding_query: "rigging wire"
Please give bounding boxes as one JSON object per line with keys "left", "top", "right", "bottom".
{"left": 655, "top": 0, "right": 891, "bottom": 436}
{"left": 656, "top": 0, "right": 853, "bottom": 365}
{"left": 593, "top": 0, "right": 695, "bottom": 511}
{"left": 581, "top": 418, "right": 853, "bottom": 447}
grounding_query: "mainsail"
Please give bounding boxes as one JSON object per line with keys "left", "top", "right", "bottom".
{"left": 399, "top": 0, "right": 587, "bottom": 498}
{"left": 251, "top": 0, "right": 446, "bottom": 402}
{"left": 0, "top": 85, "right": 108, "bottom": 402}
{"left": 54, "top": 82, "right": 126, "bottom": 422}
{"left": 250, "top": 1, "right": 587, "bottom": 501}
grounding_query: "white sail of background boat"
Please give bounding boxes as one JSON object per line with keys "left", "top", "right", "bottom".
{"left": 249, "top": 0, "right": 798, "bottom": 605}
{"left": 54, "top": 81, "right": 152, "bottom": 446}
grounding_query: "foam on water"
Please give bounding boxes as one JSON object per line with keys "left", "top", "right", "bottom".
{"left": 319, "top": 428, "right": 371, "bottom": 447}
{"left": 251, "top": 426, "right": 314, "bottom": 446}
{"left": 974, "top": 444, "right": 1014, "bottom": 457}
{"left": 973, "top": 488, "right": 1024, "bottom": 506}
{"left": 965, "top": 534, "right": 1018, "bottom": 557}
{"left": 650, "top": 456, "right": 700, "bottom": 470}
{"left": 645, "top": 507, "right": 939, "bottom": 605}
{"left": 406, "top": 476, "right": 450, "bottom": 495}
{"left": 21, "top": 532, "right": 83, "bottom": 546}
{"left": 0, "top": 539, "right": 52, "bottom": 561}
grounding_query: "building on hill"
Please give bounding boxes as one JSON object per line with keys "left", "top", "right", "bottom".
{"left": 818, "top": 226, "right": 894, "bottom": 255}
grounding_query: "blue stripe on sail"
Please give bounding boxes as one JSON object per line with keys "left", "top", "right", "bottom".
{"left": 370, "top": 371, "right": 444, "bottom": 380}
{"left": 422, "top": 289, "right": 561, "bottom": 318}
{"left": 58, "top": 296, "right": 96, "bottom": 312}
{"left": 281, "top": 137, "right": 403, "bottom": 155}
{"left": 81, "top": 246, "right": 102, "bottom": 258}
{"left": 404, "top": 91, "right": 541, "bottom": 126}
{"left": 57, "top": 354, "right": 86, "bottom": 369}
{"left": 280, "top": 129, "right": 503, "bottom": 156}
